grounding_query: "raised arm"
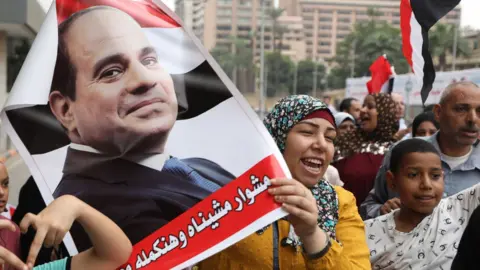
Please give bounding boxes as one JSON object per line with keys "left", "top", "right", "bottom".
{"left": 20, "top": 195, "right": 132, "bottom": 269}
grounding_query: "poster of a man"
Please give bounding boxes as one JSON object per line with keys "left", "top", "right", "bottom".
{"left": 1, "top": 0, "right": 289, "bottom": 269}
{"left": 47, "top": 5, "right": 238, "bottom": 251}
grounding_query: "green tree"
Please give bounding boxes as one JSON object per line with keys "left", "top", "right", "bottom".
{"left": 7, "top": 38, "right": 31, "bottom": 92}
{"left": 266, "top": 8, "right": 286, "bottom": 53}
{"left": 429, "top": 23, "right": 471, "bottom": 71}
{"left": 265, "top": 52, "right": 293, "bottom": 97}
{"left": 210, "top": 37, "right": 256, "bottom": 92}
{"left": 295, "top": 60, "right": 327, "bottom": 95}
{"left": 329, "top": 8, "right": 409, "bottom": 89}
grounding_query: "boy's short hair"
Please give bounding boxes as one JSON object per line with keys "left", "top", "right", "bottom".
{"left": 389, "top": 138, "right": 440, "bottom": 174}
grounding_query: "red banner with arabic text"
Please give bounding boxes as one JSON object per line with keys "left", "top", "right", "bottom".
{"left": 118, "top": 155, "right": 285, "bottom": 270}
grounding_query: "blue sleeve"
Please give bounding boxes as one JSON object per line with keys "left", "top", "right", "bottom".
{"left": 33, "top": 257, "right": 71, "bottom": 270}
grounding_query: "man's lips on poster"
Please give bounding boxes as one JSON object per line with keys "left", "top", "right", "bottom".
{"left": 127, "top": 98, "right": 165, "bottom": 115}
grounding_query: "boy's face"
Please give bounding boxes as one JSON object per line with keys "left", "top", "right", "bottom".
{"left": 390, "top": 152, "right": 444, "bottom": 215}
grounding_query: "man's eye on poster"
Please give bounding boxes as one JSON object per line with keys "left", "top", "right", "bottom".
{"left": 1, "top": 0, "right": 290, "bottom": 269}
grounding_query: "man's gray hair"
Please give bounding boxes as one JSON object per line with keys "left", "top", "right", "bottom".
{"left": 439, "top": 81, "right": 479, "bottom": 105}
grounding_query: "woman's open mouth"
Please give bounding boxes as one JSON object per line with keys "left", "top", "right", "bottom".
{"left": 301, "top": 158, "right": 323, "bottom": 175}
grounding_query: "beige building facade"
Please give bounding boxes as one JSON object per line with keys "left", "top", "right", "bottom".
{"left": 176, "top": 0, "right": 308, "bottom": 63}
{"left": 279, "top": 0, "right": 461, "bottom": 61}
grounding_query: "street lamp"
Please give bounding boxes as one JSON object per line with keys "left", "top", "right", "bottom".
{"left": 405, "top": 76, "right": 413, "bottom": 121}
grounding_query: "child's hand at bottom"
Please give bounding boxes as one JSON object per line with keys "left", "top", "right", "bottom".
{"left": 20, "top": 195, "right": 83, "bottom": 269}
{"left": 0, "top": 219, "right": 27, "bottom": 270}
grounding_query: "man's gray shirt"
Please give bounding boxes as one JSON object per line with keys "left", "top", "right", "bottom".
{"left": 360, "top": 133, "right": 480, "bottom": 220}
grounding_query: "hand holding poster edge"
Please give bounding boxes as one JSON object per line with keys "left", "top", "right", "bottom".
{"left": 1, "top": 0, "right": 293, "bottom": 269}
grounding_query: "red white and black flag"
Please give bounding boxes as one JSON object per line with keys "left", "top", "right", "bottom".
{"left": 366, "top": 55, "right": 395, "bottom": 94}
{"left": 401, "top": 0, "right": 461, "bottom": 104}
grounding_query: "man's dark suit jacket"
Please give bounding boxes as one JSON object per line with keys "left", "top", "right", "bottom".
{"left": 53, "top": 148, "right": 235, "bottom": 252}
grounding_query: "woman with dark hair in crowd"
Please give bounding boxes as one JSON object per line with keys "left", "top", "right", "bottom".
{"left": 195, "top": 95, "right": 370, "bottom": 269}
{"left": 333, "top": 93, "right": 399, "bottom": 206}
{"left": 411, "top": 111, "right": 439, "bottom": 137}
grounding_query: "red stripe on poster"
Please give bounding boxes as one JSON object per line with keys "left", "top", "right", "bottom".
{"left": 400, "top": 0, "right": 413, "bottom": 67}
{"left": 56, "top": 0, "right": 180, "bottom": 28}
{"left": 117, "top": 155, "right": 285, "bottom": 270}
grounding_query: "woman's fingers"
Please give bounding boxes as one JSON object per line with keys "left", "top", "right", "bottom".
{"left": 274, "top": 195, "right": 317, "bottom": 214}
{"left": 19, "top": 213, "right": 37, "bottom": 234}
{"left": 269, "top": 179, "right": 309, "bottom": 197}
{"left": 43, "top": 229, "right": 58, "bottom": 248}
{"left": 0, "top": 247, "right": 27, "bottom": 270}
{"left": 0, "top": 219, "right": 16, "bottom": 232}
{"left": 281, "top": 203, "right": 316, "bottom": 224}
{"left": 54, "top": 231, "right": 67, "bottom": 248}
{"left": 26, "top": 227, "right": 48, "bottom": 268}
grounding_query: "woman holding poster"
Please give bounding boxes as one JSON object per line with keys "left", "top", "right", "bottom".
{"left": 196, "top": 96, "right": 370, "bottom": 269}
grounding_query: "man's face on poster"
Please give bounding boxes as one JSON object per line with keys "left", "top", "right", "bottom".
{"left": 50, "top": 8, "right": 178, "bottom": 154}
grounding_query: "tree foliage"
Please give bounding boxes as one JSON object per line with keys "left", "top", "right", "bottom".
{"left": 429, "top": 23, "right": 471, "bottom": 71}
{"left": 296, "top": 60, "right": 327, "bottom": 95}
{"left": 265, "top": 52, "right": 293, "bottom": 97}
{"left": 329, "top": 8, "right": 409, "bottom": 89}
{"left": 7, "top": 38, "right": 31, "bottom": 92}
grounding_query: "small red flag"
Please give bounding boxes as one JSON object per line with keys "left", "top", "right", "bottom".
{"left": 366, "top": 55, "right": 394, "bottom": 94}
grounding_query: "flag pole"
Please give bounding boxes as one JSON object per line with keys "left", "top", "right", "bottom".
{"left": 259, "top": 0, "right": 266, "bottom": 119}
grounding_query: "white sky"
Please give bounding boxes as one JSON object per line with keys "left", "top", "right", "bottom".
{"left": 461, "top": 0, "right": 480, "bottom": 30}
{"left": 37, "top": 0, "right": 480, "bottom": 30}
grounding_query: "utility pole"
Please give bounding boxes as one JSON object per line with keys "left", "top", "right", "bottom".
{"left": 312, "top": 58, "right": 318, "bottom": 97}
{"left": 258, "top": 0, "right": 266, "bottom": 119}
{"left": 452, "top": 23, "right": 459, "bottom": 71}
{"left": 293, "top": 63, "right": 298, "bottom": 95}
{"left": 351, "top": 40, "right": 356, "bottom": 77}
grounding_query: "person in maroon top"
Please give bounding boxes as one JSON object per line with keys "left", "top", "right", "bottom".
{"left": 332, "top": 93, "right": 398, "bottom": 207}
{"left": 0, "top": 216, "right": 20, "bottom": 270}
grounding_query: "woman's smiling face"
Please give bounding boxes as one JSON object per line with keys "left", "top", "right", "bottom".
{"left": 283, "top": 118, "right": 337, "bottom": 188}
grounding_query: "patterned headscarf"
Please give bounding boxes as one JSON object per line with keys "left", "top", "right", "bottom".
{"left": 334, "top": 93, "right": 399, "bottom": 161}
{"left": 262, "top": 95, "right": 340, "bottom": 244}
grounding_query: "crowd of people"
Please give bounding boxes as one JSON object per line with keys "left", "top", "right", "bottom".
{"left": 0, "top": 81, "right": 477, "bottom": 269}
{"left": 0, "top": 10, "right": 479, "bottom": 268}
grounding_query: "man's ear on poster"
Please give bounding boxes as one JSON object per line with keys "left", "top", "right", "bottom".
{"left": 48, "top": 90, "right": 76, "bottom": 132}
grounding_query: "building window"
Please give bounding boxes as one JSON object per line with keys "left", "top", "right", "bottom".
{"left": 217, "top": 25, "right": 231, "bottom": 31}
{"left": 239, "top": 0, "right": 252, "bottom": 7}
{"left": 338, "top": 17, "right": 350, "bottom": 23}
{"left": 318, "top": 49, "right": 330, "bottom": 54}
{"left": 319, "top": 41, "right": 331, "bottom": 46}
{"left": 320, "top": 25, "right": 331, "bottom": 30}
{"left": 338, "top": 10, "right": 351, "bottom": 15}
{"left": 217, "top": 9, "right": 232, "bottom": 16}
{"left": 319, "top": 17, "right": 331, "bottom": 22}
{"left": 319, "top": 9, "right": 331, "bottom": 14}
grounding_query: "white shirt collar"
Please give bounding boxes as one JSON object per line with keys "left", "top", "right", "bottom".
{"left": 69, "top": 143, "right": 170, "bottom": 171}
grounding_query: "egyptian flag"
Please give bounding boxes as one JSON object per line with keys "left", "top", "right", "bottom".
{"left": 400, "top": 0, "right": 461, "bottom": 104}
{"left": 366, "top": 55, "right": 395, "bottom": 94}
{"left": 6, "top": 0, "right": 234, "bottom": 155}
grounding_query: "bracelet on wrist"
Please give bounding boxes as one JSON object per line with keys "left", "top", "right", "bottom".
{"left": 303, "top": 232, "right": 331, "bottom": 260}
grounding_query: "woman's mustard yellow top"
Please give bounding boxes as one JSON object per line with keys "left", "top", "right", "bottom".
{"left": 194, "top": 186, "right": 371, "bottom": 269}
